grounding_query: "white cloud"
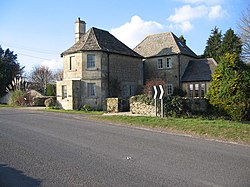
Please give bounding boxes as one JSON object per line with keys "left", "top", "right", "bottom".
{"left": 167, "top": 4, "right": 227, "bottom": 33}
{"left": 178, "top": 0, "right": 223, "bottom": 5}
{"left": 41, "top": 58, "right": 63, "bottom": 71}
{"left": 110, "top": 15, "right": 164, "bottom": 48}
{"left": 208, "top": 5, "right": 227, "bottom": 19}
{"left": 168, "top": 5, "right": 208, "bottom": 23}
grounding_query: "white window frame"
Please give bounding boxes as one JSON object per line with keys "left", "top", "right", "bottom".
{"left": 87, "top": 54, "right": 95, "bottom": 69}
{"left": 157, "top": 59, "right": 163, "bottom": 69}
{"left": 87, "top": 83, "right": 96, "bottom": 97}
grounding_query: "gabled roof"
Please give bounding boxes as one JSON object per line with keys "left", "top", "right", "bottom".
{"left": 133, "top": 32, "right": 197, "bottom": 58}
{"left": 181, "top": 58, "right": 217, "bottom": 82}
{"left": 62, "top": 27, "right": 142, "bottom": 58}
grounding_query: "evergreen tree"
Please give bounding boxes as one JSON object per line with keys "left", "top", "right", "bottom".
{"left": 221, "top": 28, "right": 242, "bottom": 57}
{"left": 207, "top": 53, "right": 250, "bottom": 121}
{"left": 0, "top": 46, "right": 23, "bottom": 97}
{"left": 204, "top": 26, "right": 222, "bottom": 62}
{"left": 178, "top": 35, "right": 186, "bottom": 45}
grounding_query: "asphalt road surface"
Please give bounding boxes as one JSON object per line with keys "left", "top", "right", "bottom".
{"left": 0, "top": 108, "right": 249, "bottom": 187}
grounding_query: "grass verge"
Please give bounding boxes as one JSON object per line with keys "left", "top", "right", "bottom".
{"left": 95, "top": 115, "right": 250, "bottom": 144}
{"left": 0, "top": 104, "right": 13, "bottom": 107}
{"left": 44, "top": 108, "right": 104, "bottom": 115}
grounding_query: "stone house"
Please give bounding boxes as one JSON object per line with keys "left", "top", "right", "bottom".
{"left": 133, "top": 32, "right": 217, "bottom": 97}
{"left": 56, "top": 18, "right": 143, "bottom": 110}
{"left": 57, "top": 18, "right": 217, "bottom": 110}
{"left": 181, "top": 58, "right": 217, "bottom": 98}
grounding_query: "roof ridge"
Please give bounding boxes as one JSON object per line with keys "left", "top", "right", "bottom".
{"left": 91, "top": 27, "right": 102, "bottom": 50}
{"left": 80, "top": 28, "right": 90, "bottom": 49}
{"left": 169, "top": 32, "right": 182, "bottom": 54}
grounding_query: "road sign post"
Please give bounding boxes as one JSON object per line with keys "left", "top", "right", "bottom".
{"left": 159, "top": 85, "right": 164, "bottom": 118}
{"left": 153, "top": 85, "right": 165, "bottom": 117}
{"left": 153, "top": 86, "right": 158, "bottom": 116}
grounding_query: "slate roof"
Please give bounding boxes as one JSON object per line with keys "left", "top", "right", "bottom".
{"left": 61, "top": 27, "right": 142, "bottom": 58}
{"left": 134, "top": 32, "right": 197, "bottom": 58}
{"left": 181, "top": 58, "right": 217, "bottom": 82}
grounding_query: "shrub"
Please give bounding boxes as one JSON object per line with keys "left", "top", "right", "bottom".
{"left": 44, "top": 97, "right": 56, "bottom": 107}
{"left": 164, "top": 96, "right": 189, "bottom": 117}
{"left": 130, "top": 95, "right": 154, "bottom": 105}
{"left": 80, "top": 104, "right": 92, "bottom": 111}
{"left": 143, "top": 78, "right": 166, "bottom": 95}
{"left": 10, "top": 90, "right": 25, "bottom": 106}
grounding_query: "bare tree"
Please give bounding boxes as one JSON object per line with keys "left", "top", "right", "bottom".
{"left": 29, "top": 66, "right": 53, "bottom": 95}
{"left": 53, "top": 69, "right": 63, "bottom": 81}
{"left": 239, "top": 4, "right": 250, "bottom": 62}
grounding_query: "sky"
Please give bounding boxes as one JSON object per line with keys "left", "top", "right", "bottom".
{"left": 0, "top": 0, "right": 248, "bottom": 74}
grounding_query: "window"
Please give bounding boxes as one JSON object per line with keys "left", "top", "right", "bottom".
{"left": 157, "top": 59, "right": 163, "bottom": 69}
{"left": 87, "top": 54, "right": 95, "bottom": 69}
{"left": 167, "top": 84, "right": 173, "bottom": 95}
{"left": 166, "top": 58, "right": 172, "bottom": 68}
{"left": 62, "top": 85, "right": 67, "bottom": 99}
{"left": 87, "top": 83, "right": 96, "bottom": 97}
{"left": 201, "top": 83, "right": 205, "bottom": 97}
{"left": 69, "top": 56, "right": 75, "bottom": 70}
{"left": 122, "top": 85, "right": 135, "bottom": 97}
{"left": 189, "top": 84, "right": 193, "bottom": 97}
{"left": 195, "top": 83, "right": 199, "bottom": 97}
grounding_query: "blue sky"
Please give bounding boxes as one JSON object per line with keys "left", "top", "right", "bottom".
{"left": 0, "top": 0, "right": 248, "bottom": 73}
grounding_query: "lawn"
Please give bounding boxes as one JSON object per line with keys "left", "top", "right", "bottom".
{"left": 95, "top": 115, "right": 250, "bottom": 144}
{"left": 44, "top": 108, "right": 104, "bottom": 115}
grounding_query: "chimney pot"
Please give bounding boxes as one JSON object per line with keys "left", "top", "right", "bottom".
{"left": 75, "top": 18, "right": 86, "bottom": 43}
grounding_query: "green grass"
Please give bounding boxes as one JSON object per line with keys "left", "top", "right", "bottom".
{"left": 95, "top": 115, "right": 250, "bottom": 144}
{"left": 0, "top": 104, "right": 14, "bottom": 107}
{"left": 44, "top": 108, "right": 104, "bottom": 115}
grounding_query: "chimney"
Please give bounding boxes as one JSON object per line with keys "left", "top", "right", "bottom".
{"left": 75, "top": 17, "right": 86, "bottom": 43}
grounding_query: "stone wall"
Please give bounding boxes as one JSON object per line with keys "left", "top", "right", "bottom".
{"left": 184, "top": 98, "right": 209, "bottom": 113}
{"left": 106, "top": 98, "right": 119, "bottom": 113}
{"left": 130, "top": 101, "right": 156, "bottom": 116}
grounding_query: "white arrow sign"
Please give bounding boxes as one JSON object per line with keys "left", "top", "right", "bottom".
{"left": 159, "top": 85, "right": 164, "bottom": 99}
{"left": 153, "top": 86, "right": 157, "bottom": 99}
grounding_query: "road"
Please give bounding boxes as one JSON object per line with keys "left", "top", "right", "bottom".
{"left": 0, "top": 108, "right": 249, "bottom": 187}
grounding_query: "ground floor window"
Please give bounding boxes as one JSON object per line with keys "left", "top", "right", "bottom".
{"left": 167, "top": 84, "right": 173, "bottom": 95}
{"left": 62, "top": 85, "right": 67, "bottom": 99}
{"left": 87, "top": 83, "right": 96, "bottom": 97}
{"left": 122, "top": 84, "right": 135, "bottom": 97}
{"left": 188, "top": 82, "right": 206, "bottom": 98}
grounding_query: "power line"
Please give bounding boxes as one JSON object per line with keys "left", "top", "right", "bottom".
{"left": 17, "top": 53, "right": 56, "bottom": 60}
{"left": 0, "top": 41, "right": 60, "bottom": 55}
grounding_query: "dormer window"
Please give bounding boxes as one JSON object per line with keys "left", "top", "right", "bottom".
{"left": 157, "top": 59, "right": 163, "bottom": 69}
{"left": 87, "top": 54, "right": 95, "bottom": 69}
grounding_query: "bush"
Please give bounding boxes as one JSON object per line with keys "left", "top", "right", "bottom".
{"left": 80, "top": 104, "right": 92, "bottom": 111}
{"left": 130, "top": 95, "right": 154, "bottom": 105}
{"left": 10, "top": 90, "right": 25, "bottom": 106}
{"left": 164, "top": 96, "right": 189, "bottom": 117}
{"left": 46, "top": 84, "right": 56, "bottom": 96}
{"left": 44, "top": 97, "right": 56, "bottom": 107}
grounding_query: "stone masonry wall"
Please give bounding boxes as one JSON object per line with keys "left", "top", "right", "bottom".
{"left": 106, "top": 98, "right": 119, "bottom": 113}
{"left": 130, "top": 99, "right": 156, "bottom": 116}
